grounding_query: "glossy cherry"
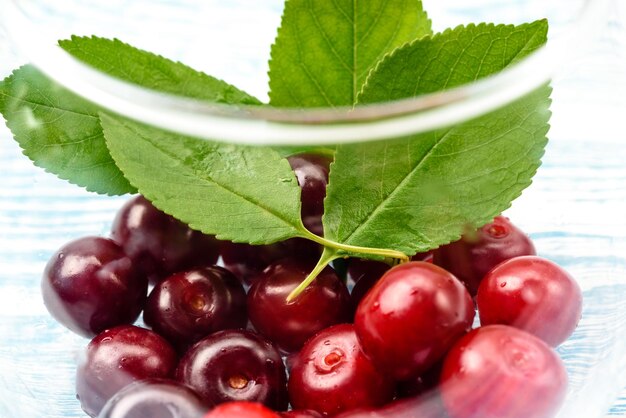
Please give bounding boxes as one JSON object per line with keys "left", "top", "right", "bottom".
{"left": 41, "top": 236, "right": 147, "bottom": 337}
{"left": 288, "top": 324, "right": 395, "bottom": 415}
{"left": 143, "top": 266, "right": 247, "bottom": 350}
{"left": 287, "top": 153, "right": 332, "bottom": 236}
{"left": 203, "top": 402, "right": 281, "bottom": 418}
{"left": 440, "top": 325, "right": 568, "bottom": 418}
{"left": 477, "top": 256, "right": 582, "bottom": 347}
{"left": 247, "top": 258, "right": 351, "bottom": 353}
{"left": 76, "top": 325, "right": 177, "bottom": 417}
{"left": 111, "top": 195, "right": 219, "bottom": 283}
{"left": 355, "top": 262, "right": 475, "bottom": 380}
{"left": 433, "top": 216, "right": 536, "bottom": 295}
{"left": 98, "top": 379, "right": 208, "bottom": 418}
{"left": 176, "top": 329, "right": 288, "bottom": 410}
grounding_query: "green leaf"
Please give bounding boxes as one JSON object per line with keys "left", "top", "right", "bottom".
{"left": 268, "top": 0, "right": 432, "bottom": 108}
{"left": 323, "top": 21, "right": 551, "bottom": 256}
{"left": 0, "top": 65, "right": 135, "bottom": 195}
{"left": 101, "top": 113, "right": 306, "bottom": 244}
{"left": 0, "top": 37, "right": 260, "bottom": 195}
{"left": 59, "top": 36, "right": 260, "bottom": 105}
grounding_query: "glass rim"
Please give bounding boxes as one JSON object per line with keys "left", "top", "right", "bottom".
{"left": 0, "top": 0, "right": 605, "bottom": 145}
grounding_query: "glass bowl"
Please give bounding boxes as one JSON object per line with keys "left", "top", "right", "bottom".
{"left": 1, "top": 0, "right": 625, "bottom": 417}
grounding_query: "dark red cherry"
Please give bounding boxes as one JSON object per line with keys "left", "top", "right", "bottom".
{"left": 41, "top": 236, "right": 147, "bottom": 337}
{"left": 477, "top": 256, "right": 582, "bottom": 347}
{"left": 433, "top": 216, "right": 536, "bottom": 295}
{"left": 111, "top": 195, "right": 219, "bottom": 283}
{"left": 98, "top": 379, "right": 208, "bottom": 418}
{"left": 288, "top": 324, "right": 395, "bottom": 415}
{"left": 287, "top": 153, "right": 332, "bottom": 236}
{"left": 204, "top": 402, "right": 281, "bottom": 418}
{"left": 355, "top": 262, "right": 475, "bottom": 380}
{"left": 76, "top": 325, "right": 177, "bottom": 417}
{"left": 220, "top": 239, "right": 320, "bottom": 284}
{"left": 247, "top": 259, "right": 351, "bottom": 353}
{"left": 440, "top": 325, "right": 567, "bottom": 418}
{"left": 176, "top": 329, "right": 287, "bottom": 410}
{"left": 143, "top": 266, "right": 247, "bottom": 350}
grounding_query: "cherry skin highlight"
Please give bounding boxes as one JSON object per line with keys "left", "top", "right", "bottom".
{"left": 433, "top": 216, "right": 536, "bottom": 295}
{"left": 76, "top": 325, "right": 177, "bottom": 417}
{"left": 176, "top": 329, "right": 288, "bottom": 410}
{"left": 477, "top": 256, "right": 583, "bottom": 347}
{"left": 247, "top": 258, "right": 351, "bottom": 353}
{"left": 440, "top": 325, "right": 568, "bottom": 418}
{"left": 41, "top": 236, "right": 147, "bottom": 338}
{"left": 111, "top": 195, "right": 219, "bottom": 283}
{"left": 203, "top": 402, "right": 281, "bottom": 418}
{"left": 143, "top": 266, "right": 247, "bottom": 350}
{"left": 355, "top": 261, "right": 475, "bottom": 380}
{"left": 288, "top": 324, "right": 395, "bottom": 416}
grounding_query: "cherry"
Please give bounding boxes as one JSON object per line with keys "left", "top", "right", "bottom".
{"left": 111, "top": 195, "right": 219, "bottom": 283}
{"left": 355, "top": 262, "right": 475, "bottom": 380}
{"left": 286, "top": 153, "right": 332, "bottom": 236}
{"left": 219, "top": 239, "right": 321, "bottom": 284}
{"left": 433, "top": 216, "right": 536, "bottom": 295}
{"left": 143, "top": 266, "right": 247, "bottom": 350}
{"left": 98, "top": 379, "right": 208, "bottom": 418}
{"left": 76, "top": 325, "right": 177, "bottom": 417}
{"left": 204, "top": 402, "right": 281, "bottom": 418}
{"left": 176, "top": 329, "right": 288, "bottom": 410}
{"left": 477, "top": 256, "right": 582, "bottom": 347}
{"left": 288, "top": 324, "right": 395, "bottom": 415}
{"left": 41, "top": 236, "right": 147, "bottom": 338}
{"left": 440, "top": 325, "right": 567, "bottom": 418}
{"left": 247, "top": 258, "right": 351, "bottom": 353}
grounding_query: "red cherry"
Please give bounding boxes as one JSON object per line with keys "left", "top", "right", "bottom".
{"left": 288, "top": 324, "right": 395, "bottom": 415}
{"left": 76, "top": 325, "right": 177, "bottom": 417}
{"left": 203, "top": 402, "right": 281, "bottom": 418}
{"left": 111, "top": 195, "right": 219, "bottom": 283}
{"left": 247, "top": 259, "right": 351, "bottom": 353}
{"left": 433, "top": 216, "right": 536, "bottom": 295}
{"left": 440, "top": 325, "right": 567, "bottom": 418}
{"left": 477, "top": 256, "right": 582, "bottom": 347}
{"left": 41, "top": 236, "right": 147, "bottom": 337}
{"left": 355, "top": 262, "right": 475, "bottom": 380}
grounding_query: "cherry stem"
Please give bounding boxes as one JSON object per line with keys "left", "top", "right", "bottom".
{"left": 286, "top": 248, "right": 340, "bottom": 302}
{"left": 300, "top": 229, "right": 409, "bottom": 263}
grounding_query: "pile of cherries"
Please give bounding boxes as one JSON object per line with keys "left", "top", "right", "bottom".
{"left": 41, "top": 154, "right": 583, "bottom": 418}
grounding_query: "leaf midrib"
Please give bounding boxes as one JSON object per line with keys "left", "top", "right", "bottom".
{"left": 335, "top": 129, "right": 451, "bottom": 249}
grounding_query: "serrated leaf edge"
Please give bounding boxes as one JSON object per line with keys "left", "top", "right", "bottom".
{"left": 0, "top": 65, "right": 135, "bottom": 196}
{"left": 357, "top": 19, "right": 549, "bottom": 102}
